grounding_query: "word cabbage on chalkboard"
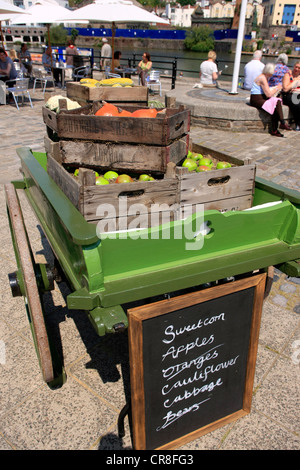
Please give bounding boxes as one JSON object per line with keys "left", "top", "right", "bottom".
{"left": 128, "top": 274, "right": 266, "bottom": 450}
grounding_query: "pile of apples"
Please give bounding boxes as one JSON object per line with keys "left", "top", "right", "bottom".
{"left": 74, "top": 168, "right": 155, "bottom": 185}
{"left": 182, "top": 151, "right": 232, "bottom": 172}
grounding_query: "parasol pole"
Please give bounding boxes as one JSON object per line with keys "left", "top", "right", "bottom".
{"left": 47, "top": 24, "right": 53, "bottom": 68}
{"left": 111, "top": 21, "right": 115, "bottom": 72}
{"left": 229, "top": 0, "right": 247, "bottom": 94}
{"left": 0, "top": 21, "right": 4, "bottom": 48}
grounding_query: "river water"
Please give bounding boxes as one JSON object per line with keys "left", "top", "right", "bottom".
{"left": 111, "top": 47, "right": 299, "bottom": 81}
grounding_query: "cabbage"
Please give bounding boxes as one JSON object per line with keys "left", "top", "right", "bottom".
{"left": 45, "top": 95, "right": 81, "bottom": 113}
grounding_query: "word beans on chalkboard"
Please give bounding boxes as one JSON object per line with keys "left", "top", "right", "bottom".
{"left": 128, "top": 273, "right": 266, "bottom": 450}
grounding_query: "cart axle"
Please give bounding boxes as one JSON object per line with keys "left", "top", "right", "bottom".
{"left": 8, "top": 263, "right": 56, "bottom": 298}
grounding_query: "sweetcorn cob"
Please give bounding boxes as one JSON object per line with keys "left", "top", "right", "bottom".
{"left": 96, "top": 77, "right": 133, "bottom": 87}
{"left": 80, "top": 78, "right": 100, "bottom": 86}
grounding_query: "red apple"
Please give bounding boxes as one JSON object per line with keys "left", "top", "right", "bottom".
{"left": 196, "top": 165, "right": 212, "bottom": 172}
{"left": 116, "top": 174, "right": 133, "bottom": 183}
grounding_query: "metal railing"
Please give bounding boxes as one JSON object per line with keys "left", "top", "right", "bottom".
{"left": 26, "top": 46, "right": 237, "bottom": 89}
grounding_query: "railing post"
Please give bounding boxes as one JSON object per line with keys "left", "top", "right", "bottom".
{"left": 171, "top": 58, "right": 177, "bottom": 89}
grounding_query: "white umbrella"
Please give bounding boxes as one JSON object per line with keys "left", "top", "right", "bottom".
{"left": 12, "top": 0, "right": 78, "bottom": 66}
{"left": 58, "top": 0, "right": 169, "bottom": 70}
{"left": 0, "top": 0, "right": 29, "bottom": 46}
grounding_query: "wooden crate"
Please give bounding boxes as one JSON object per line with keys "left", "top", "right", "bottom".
{"left": 175, "top": 143, "right": 256, "bottom": 213}
{"left": 66, "top": 81, "right": 149, "bottom": 106}
{"left": 47, "top": 153, "right": 180, "bottom": 228}
{"left": 44, "top": 134, "right": 189, "bottom": 174}
{"left": 42, "top": 102, "right": 191, "bottom": 146}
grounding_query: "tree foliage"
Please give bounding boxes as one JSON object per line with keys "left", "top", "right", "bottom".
{"left": 184, "top": 26, "right": 214, "bottom": 52}
{"left": 49, "top": 24, "right": 68, "bottom": 46}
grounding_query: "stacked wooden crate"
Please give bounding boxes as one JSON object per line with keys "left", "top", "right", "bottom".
{"left": 44, "top": 100, "right": 190, "bottom": 228}
{"left": 43, "top": 100, "right": 255, "bottom": 230}
{"left": 66, "top": 81, "right": 149, "bottom": 107}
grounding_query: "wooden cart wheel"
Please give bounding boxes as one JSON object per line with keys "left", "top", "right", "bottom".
{"left": 5, "top": 183, "right": 55, "bottom": 384}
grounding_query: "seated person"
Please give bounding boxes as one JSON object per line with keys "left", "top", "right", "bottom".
{"left": 9, "top": 49, "right": 19, "bottom": 63}
{"left": 281, "top": 61, "right": 300, "bottom": 131}
{"left": 250, "top": 63, "right": 291, "bottom": 137}
{"left": 243, "top": 50, "right": 264, "bottom": 90}
{"left": 137, "top": 52, "right": 152, "bottom": 86}
{"left": 268, "top": 53, "right": 289, "bottom": 88}
{"left": 199, "top": 51, "right": 221, "bottom": 86}
{"left": 42, "top": 46, "right": 62, "bottom": 86}
{"left": 113, "top": 50, "right": 122, "bottom": 72}
{"left": 19, "top": 43, "right": 32, "bottom": 76}
{"left": 0, "top": 47, "right": 18, "bottom": 84}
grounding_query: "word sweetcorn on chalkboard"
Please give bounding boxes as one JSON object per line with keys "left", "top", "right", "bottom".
{"left": 128, "top": 273, "right": 266, "bottom": 450}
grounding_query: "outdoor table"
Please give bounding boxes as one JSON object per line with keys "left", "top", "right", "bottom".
{"left": 114, "top": 67, "right": 137, "bottom": 78}
{"left": 52, "top": 66, "right": 66, "bottom": 88}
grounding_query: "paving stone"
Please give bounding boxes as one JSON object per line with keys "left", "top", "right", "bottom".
{"left": 280, "top": 283, "right": 297, "bottom": 294}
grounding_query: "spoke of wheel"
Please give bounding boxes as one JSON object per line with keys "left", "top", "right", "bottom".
{"left": 5, "top": 183, "right": 54, "bottom": 384}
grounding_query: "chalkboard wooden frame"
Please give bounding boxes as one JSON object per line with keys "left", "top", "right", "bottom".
{"left": 128, "top": 272, "right": 266, "bottom": 450}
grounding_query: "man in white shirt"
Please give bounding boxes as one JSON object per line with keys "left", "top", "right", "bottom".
{"left": 243, "top": 50, "right": 265, "bottom": 90}
{"left": 100, "top": 38, "right": 112, "bottom": 78}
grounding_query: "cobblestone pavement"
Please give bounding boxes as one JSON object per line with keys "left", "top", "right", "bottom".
{"left": 0, "top": 82, "right": 299, "bottom": 451}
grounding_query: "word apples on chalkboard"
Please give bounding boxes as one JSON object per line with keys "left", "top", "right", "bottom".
{"left": 128, "top": 273, "right": 266, "bottom": 450}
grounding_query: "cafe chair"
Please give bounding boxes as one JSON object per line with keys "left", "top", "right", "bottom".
{"left": 107, "top": 72, "right": 121, "bottom": 79}
{"left": 146, "top": 70, "right": 162, "bottom": 96}
{"left": 6, "top": 78, "right": 33, "bottom": 111}
{"left": 72, "top": 65, "right": 92, "bottom": 82}
{"left": 32, "top": 68, "right": 55, "bottom": 96}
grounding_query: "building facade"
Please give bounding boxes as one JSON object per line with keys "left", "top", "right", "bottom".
{"left": 262, "top": 0, "right": 300, "bottom": 27}
{"left": 166, "top": 0, "right": 265, "bottom": 28}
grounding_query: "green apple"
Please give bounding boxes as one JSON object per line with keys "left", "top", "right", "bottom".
{"left": 216, "top": 161, "right": 231, "bottom": 169}
{"left": 182, "top": 158, "right": 198, "bottom": 172}
{"left": 103, "top": 170, "right": 118, "bottom": 180}
{"left": 148, "top": 176, "right": 155, "bottom": 181}
{"left": 196, "top": 165, "right": 212, "bottom": 172}
{"left": 187, "top": 150, "right": 194, "bottom": 159}
{"left": 139, "top": 174, "right": 151, "bottom": 181}
{"left": 95, "top": 176, "right": 109, "bottom": 185}
{"left": 94, "top": 171, "right": 100, "bottom": 177}
{"left": 74, "top": 169, "right": 79, "bottom": 177}
{"left": 192, "top": 153, "right": 204, "bottom": 162}
{"left": 116, "top": 174, "right": 133, "bottom": 183}
{"left": 198, "top": 157, "right": 213, "bottom": 168}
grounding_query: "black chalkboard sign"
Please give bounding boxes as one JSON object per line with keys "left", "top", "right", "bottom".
{"left": 128, "top": 273, "right": 266, "bottom": 450}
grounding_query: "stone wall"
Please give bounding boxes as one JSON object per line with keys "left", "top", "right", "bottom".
{"left": 76, "top": 36, "right": 185, "bottom": 51}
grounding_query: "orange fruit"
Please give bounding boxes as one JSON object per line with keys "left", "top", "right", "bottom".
{"left": 131, "top": 108, "right": 158, "bottom": 118}
{"left": 95, "top": 103, "right": 119, "bottom": 116}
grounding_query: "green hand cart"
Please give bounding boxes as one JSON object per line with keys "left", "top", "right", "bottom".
{"left": 5, "top": 147, "right": 300, "bottom": 389}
